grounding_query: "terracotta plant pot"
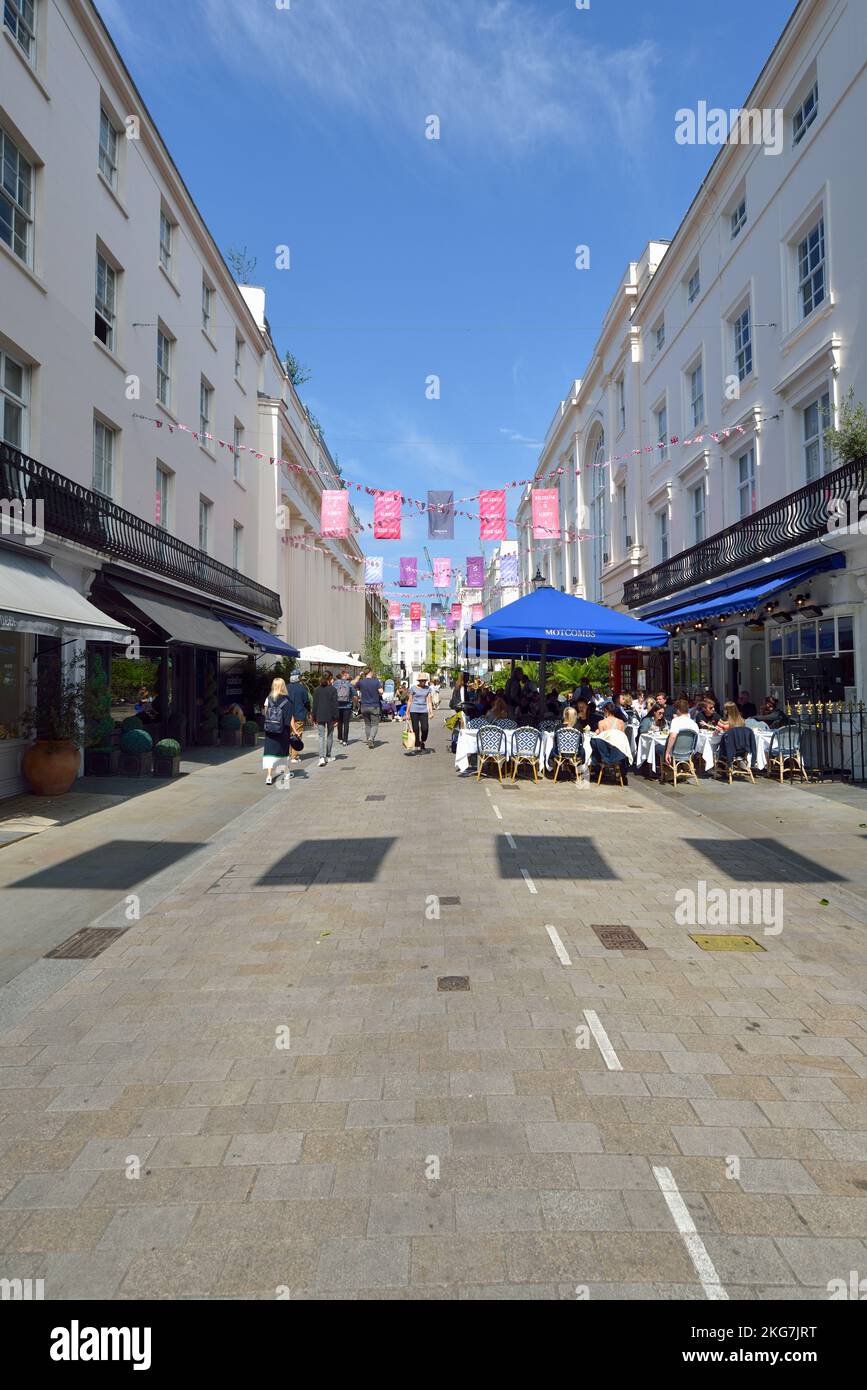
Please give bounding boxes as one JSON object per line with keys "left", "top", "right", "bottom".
{"left": 21, "top": 739, "right": 80, "bottom": 796}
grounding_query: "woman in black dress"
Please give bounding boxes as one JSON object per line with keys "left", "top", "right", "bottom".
{"left": 263, "top": 677, "right": 292, "bottom": 784}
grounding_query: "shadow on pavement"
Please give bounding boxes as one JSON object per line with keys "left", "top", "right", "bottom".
{"left": 497, "top": 836, "right": 618, "bottom": 879}
{"left": 256, "top": 837, "right": 396, "bottom": 885}
{"left": 683, "top": 837, "right": 846, "bottom": 883}
{"left": 8, "top": 840, "right": 205, "bottom": 889}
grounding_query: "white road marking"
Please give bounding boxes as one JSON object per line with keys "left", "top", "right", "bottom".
{"left": 504, "top": 833, "right": 516, "bottom": 849}
{"left": 582, "top": 1009, "right": 622, "bottom": 1071}
{"left": 492, "top": 805, "right": 503, "bottom": 820}
{"left": 545, "top": 924, "right": 572, "bottom": 966}
{"left": 485, "top": 788, "right": 492, "bottom": 798}
{"left": 520, "top": 869, "right": 537, "bottom": 895}
{"left": 652, "top": 1166, "right": 729, "bottom": 1301}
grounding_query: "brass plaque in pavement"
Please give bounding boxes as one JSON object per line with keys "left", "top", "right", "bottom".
{"left": 689, "top": 934, "right": 766, "bottom": 952}
{"left": 591, "top": 925, "right": 646, "bottom": 951}
{"left": 45, "top": 927, "right": 126, "bottom": 959}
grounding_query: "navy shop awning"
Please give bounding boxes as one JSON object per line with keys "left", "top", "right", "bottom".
{"left": 649, "top": 555, "right": 844, "bottom": 628}
{"left": 222, "top": 620, "right": 299, "bottom": 657}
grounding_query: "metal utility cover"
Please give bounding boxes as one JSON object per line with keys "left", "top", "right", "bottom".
{"left": 365, "top": 795, "right": 385, "bottom": 801}
{"left": 439, "top": 896, "right": 461, "bottom": 906}
{"left": 437, "top": 975, "right": 470, "bottom": 991}
{"left": 45, "top": 927, "right": 126, "bottom": 959}
{"left": 690, "top": 934, "right": 766, "bottom": 952}
{"left": 591, "top": 924, "right": 646, "bottom": 951}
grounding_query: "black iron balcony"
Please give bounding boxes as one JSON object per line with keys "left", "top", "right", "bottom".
{"left": 0, "top": 443, "right": 281, "bottom": 620}
{"left": 624, "top": 455, "right": 867, "bottom": 608}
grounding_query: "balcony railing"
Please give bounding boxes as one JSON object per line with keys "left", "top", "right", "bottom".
{"left": 624, "top": 455, "right": 867, "bottom": 609}
{"left": 0, "top": 443, "right": 281, "bottom": 620}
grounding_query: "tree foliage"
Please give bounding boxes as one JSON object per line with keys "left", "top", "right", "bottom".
{"left": 825, "top": 389, "right": 867, "bottom": 465}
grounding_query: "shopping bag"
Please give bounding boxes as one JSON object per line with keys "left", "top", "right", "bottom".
{"left": 402, "top": 724, "right": 416, "bottom": 751}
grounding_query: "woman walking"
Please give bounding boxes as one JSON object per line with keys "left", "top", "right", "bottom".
{"left": 262, "top": 677, "right": 291, "bottom": 785}
{"left": 406, "top": 672, "right": 434, "bottom": 754}
{"left": 313, "top": 672, "right": 339, "bottom": 766}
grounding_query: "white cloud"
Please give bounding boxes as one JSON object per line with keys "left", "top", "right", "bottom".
{"left": 500, "top": 427, "right": 541, "bottom": 449}
{"left": 198, "top": 0, "right": 659, "bottom": 156}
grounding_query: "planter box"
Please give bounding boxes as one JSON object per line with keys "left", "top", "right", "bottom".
{"left": 198, "top": 729, "right": 219, "bottom": 747}
{"left": 85, "top": 747, "right": 120, "bottom": 776}
{"left": 220, "top": 729, "right": 242, "bottom": 747}
{"left": 118, "top": 750, "right": 153, "bottom": 777}
{"left": 242, "top": 726, "right": 258, "bottom": 747}
{"left": 153, "top": 754, "right": 180, "bottom": 778}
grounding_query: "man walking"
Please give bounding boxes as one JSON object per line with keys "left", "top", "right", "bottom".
{"left": 354, "top": 668, "right": 384, "bottom": 748}
{"left": 312, "top": 672, "right": 339, "bottom": 766}
{"left": 334, "top": 668, "right": 354, "bottom": 745}
{"left": 285, "top": 671, "right": 310, "bottom": 770}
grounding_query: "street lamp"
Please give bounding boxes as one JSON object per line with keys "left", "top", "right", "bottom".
{"left": 532, "top": 566, "right": 547, "bottom": 589}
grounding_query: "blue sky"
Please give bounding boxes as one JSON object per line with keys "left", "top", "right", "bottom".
{"left": 99, "top": 0, "right": 794, "bottom": 584}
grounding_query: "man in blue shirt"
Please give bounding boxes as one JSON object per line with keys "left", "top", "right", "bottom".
{"left": 354, "top": 669, "right": 384, "bottom": 748}
{"left": 284, "top": 672, "right": 310, "bottom": 768}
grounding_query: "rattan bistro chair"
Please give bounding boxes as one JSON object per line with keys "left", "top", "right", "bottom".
{"left": 493, "top": 718, "right": 517, "bottom": 730}
{"left": 552, "top": 726, "right": 584, "bottom": 783}
{"left": 510, "top": 726, "right": 543, "bottom": 783}
{"left": 715, "top": 727, "right": 757, "bottom": 784}
{"left": 465, "top": 716, "right": 486, "bottom": 731}
{"left": 589, "top": 737, "right": 629, "bottom": 787}
{"left": 662, "top": 730, "right": 700, "bottom": 787}
{"left": 538, "top": 718, "right": 559, "bottom": 733}
{"left": 475, "top": 724, "right": 509, "bottom": 783}
{"left": 767, "top": 728, "right": 807, "bottom": 784}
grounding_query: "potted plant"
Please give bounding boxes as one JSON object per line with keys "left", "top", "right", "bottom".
{"left": 242, "top": 719, "right": 259, "bottom": 747}
{"left": 20, "top": 666, "right": 85, "bottom": 796}
{"left": 199, "top": 667, "right": 219, "bottom": 746}
{"left": 83, "top": 655, "right": 119, "bottom": 776}
{"left": 118, "top": 726, "right": 153, "bottom": 776}
{"left": 153, "top": 737, "right": 181, "bottom": 778}
{"left": 219, "top": 712, "right": 242, "bottom": 747}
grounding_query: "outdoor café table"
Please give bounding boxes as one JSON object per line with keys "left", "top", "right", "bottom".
{"left": 454, "top": 726, "right": 556, "bottom": 776}
{"left": 636, "top": 727, "right": 771, "bottom": 775}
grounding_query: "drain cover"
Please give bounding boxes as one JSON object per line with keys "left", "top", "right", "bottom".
{"left": 591, "top": 924, "right": 646, "bottom": 951}
{"left": 439, "top": 896, "right": 461, "bottom": 906}
{"left": 689, "top": 934, "right": 765, "bottom": 952}
{"left": 45, "top": 927, "right": 126, "bottom": 960}
{"left": 437, "top": 975, "right": 470, "bottom": 991}
{"left": 365, "top": 795, "right": 385, "bottom": 801}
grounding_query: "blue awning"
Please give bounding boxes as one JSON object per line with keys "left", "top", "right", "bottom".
{"left": 462, "top": 586, "right": 668, "bottom": 659}
{"left": 650, "top": 556, "right": 843, "bottom": 628}
{"left": 222, "top": 620, "right": 300, "bottom": 656}
{"left": 641, "top": 545, "right": 843, "bottom": 621}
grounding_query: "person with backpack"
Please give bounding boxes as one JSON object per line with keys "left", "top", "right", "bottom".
{"left": 312, "top": 672, "right": 340, "bottom": 766}
{"left": 353, "top": 668, "right": 384, "bottom": 748}
{"left": 334, "top": 669, "right": 354, "bottom": 746}
{"left": 262, "top": 677, "right": 292, "bottom": 785}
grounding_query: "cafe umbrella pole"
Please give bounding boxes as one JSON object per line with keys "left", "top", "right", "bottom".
{"left": 538, "top": 641, "right": 547, "bottom": 720}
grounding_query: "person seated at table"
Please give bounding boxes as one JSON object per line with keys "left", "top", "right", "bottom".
{"left": 632, "top": 691, "right": 648, "bottom": 719}
{"left": 489, "top": 695, "right": 509, "bottom": 720}
{"left": 618, "top": 693, "right": 638, "bottom": 722}
{"left": 654, "top": 689, "right": 675, "bottom": 721}
{"left": 562, "top": 706, "right": 579, "bottom": 728}
{"left": 718, "top": 700, "right": 745, "bottom": 732}
{"left": 691, "top": 696, "right": 719, "bottom": 729}
{"left": 646, "top": 703, "right": 670, "bottom": 735}
{"left": 664, "top": 697, "right": 700, "bottom": 768}
{"left": 598, "top": 700, "right": 625, "bottom": 733}
{"left": 575, "top": 699, "right": 600, "bottom": 732}
{"left": 737, "top": 689, "right": 758, "bottom": 719}
{"left": 760, "top": 696, "right": 789, "bottom": 728}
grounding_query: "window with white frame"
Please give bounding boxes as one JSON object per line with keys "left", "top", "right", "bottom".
{"left": 792, "top": 81, "right": 818, "bottom": 146}
{"left": 4, "top": 0, "right": 35, "bottom": 62}
{"left": 95, "top": 251, "right": 117, "bottom": 351}
{"left": 616, "top": 376, "right": 625, "bottom": 432}
{"left": 730, "top": 197, "right": 747, "bottom": 239}
{"left": 733, "top": 304, "right": 753, "bottom": 381}
{"left": 98, "top": 108, "right": 118, "bottom": 188}
{"left": 654, "top": 319, "right": 665, "bottom": 353}
{"left": 689, "top": 362, "right": 704, "bottom": 429}
{"left": 155, "top": 463, "right": 170, "bottom": 529}
{"left": 233, "top": 421, "right": 243, "bottom": 482}
{"left": 657, "top": 508, "right": 669, "bottom": 562}
{"left": 618, "top": 484, "right": 628, "bottom": 553}
{"left": 159, "top": 209, "right": 174, "bottom": 275}
{"left": 201, "top": 278, "right": 212, "bottom": 333}
{"left": 233, "top": 522, "right": 243, "bottom": 571}
{"left": 654, "top": 402, "right": 668, "bottom": 459}
{"left": 803, "top": 390, "right": 831, "bottom": 482}
{"left": 736, "top": 446, "right": 757, "bottom": 518}
{"left": 234, "top": 335, "right": 243, "bottom": 382}
{"left": 590, "top": 434, "right": 607, "bottom": 602}
{"left": 691, "top": 482, "right": 705, "bottom": 543}
{"left": 797, "top": 216, "right": 826, "bottom": 319}
{"left": 687, "top": 266, "right": 700, "bottom": 304}
{"left": 199, "top": 378, "right": 213, "bottom": 441}
{"left": 0, "top": 126, "right": 34, "bottom": 266}
{"left": 156, "top": 328, "right": 172, "bottom": 408}
{"left": 1, "top": 349, "right": 29, "bottom": 449}
{"left": 92, "top": 418, "right": 115, "bottom": 497}
{"left": 198, "top": 497, "right": 212, "bottom": 554}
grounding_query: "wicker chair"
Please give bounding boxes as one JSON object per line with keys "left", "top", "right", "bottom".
{"left": 590, "top": 737, "right": 629, "bottom": 786}
{"left": 767, "top": 728, "right": 807, "bottom": 784}
{"left": 715, "top": 727, "right": 757, "bottom": 784}
{"left": 510, "top": 726, "right": 543, "bottom": 783}
{"left": 662, "top": 730, "right": 700, "bottom": 787}
{"left": 552, "top": 726, "right": 584, "bottom": 783}
{"left": 475, "top": 724, "right": 509, "bottom": 783}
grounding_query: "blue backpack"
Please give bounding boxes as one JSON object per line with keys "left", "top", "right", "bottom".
{"left": 264, "top": 697, "right": 286, "bottom": 735}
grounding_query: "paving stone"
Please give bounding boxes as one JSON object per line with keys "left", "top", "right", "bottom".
{"left": 411, "top": 1234, "right": 506, "bottom": 1285}
{"left": 737, "top": 1159, "right": 821, "bottom": 1194}
{"left": 317, "top": 1237, "right": 410, "bottom": 1290}
{"left": 368, "top": 1193, "right": 455, "bottom": 1236}
{"left": 223, "top": 1132, "right": 304, "bottom": 1165}
{"left": 97, "top": 1205, "right": 198, "bottom": 1250}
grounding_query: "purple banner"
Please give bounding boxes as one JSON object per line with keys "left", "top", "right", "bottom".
{"left": 428, "top": 490, "right": 454, "bottom": 539}
{"left": 466, "top": 555, "right": 484, "bottom": 588}
{"left": 399, "top": 556, "right": 417, "bottom": 587}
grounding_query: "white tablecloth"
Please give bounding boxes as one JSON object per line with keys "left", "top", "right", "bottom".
{"left": 455, "top": 728, "right": 556, "bottom": 775}
{"left": 636, "top": 728, "right": 772, "bottom": 774}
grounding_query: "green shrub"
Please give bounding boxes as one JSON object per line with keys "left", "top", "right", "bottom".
{"left": 120, "top": 727, "right": 153, "bottom": 754}
{"left": 220, "top": 713, "right": 241, "bottom": 731}
{"left": 201, "top": 668, "right": 218, "bottom": 731}
{"left": 84, "top": 655, "right": 114, "bottom": 749}
{"left": 121, "top": 715, "right": 143, "bottom": 732}
{"left": 154, "top": 738, "right": 181, "bottom": 758}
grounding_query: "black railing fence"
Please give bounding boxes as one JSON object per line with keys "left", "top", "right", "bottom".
{"left": 783, "top": 703, "right": 867, "bottom": 783}
{"left": 0, "top": 443, "right": 281, "bottom": 620}
{"left": 624, "top": 455, "right": 867, "bottom": 608}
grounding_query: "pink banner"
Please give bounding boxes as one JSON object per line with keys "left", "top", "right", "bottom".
{"left": 450, "top": 602, "right": 462, "bottom": 621}
{"left": 429, "top": 617, "right": 439, "bottom": 631}
{"left": 388, "top": 601, "right": 401, "bottom": 620}
{"left": 411, "top": 618, "right": 421, "bottom": 632}
{"left": 320, "top": 489, "right": 349, "bottom": 538}
{"left": 471, "top": 603, "right": 485, "bottom": 623}
{"left": 465, "top": 555, "right": 484, "bottom": 588}
{"left": 479, "top": 490, "right": 506, "bottom": 541}
{"left": 373, "top": 490, "right": 401, "bottom": 540}
{"left": 446, "top": 614, "right": 456, "bottom": 630}
{"left": 410, "top": 601, "right": 422, "bottom": 621}
{"left": 433, "top": 557, "right": 452, "bottom": 588}
{"left": 531, "top": 488, "right": 560, "bottom": 540}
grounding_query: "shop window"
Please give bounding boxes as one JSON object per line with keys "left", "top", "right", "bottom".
{"left": 0, "top": 632, "right": 24, "bottom": 737}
